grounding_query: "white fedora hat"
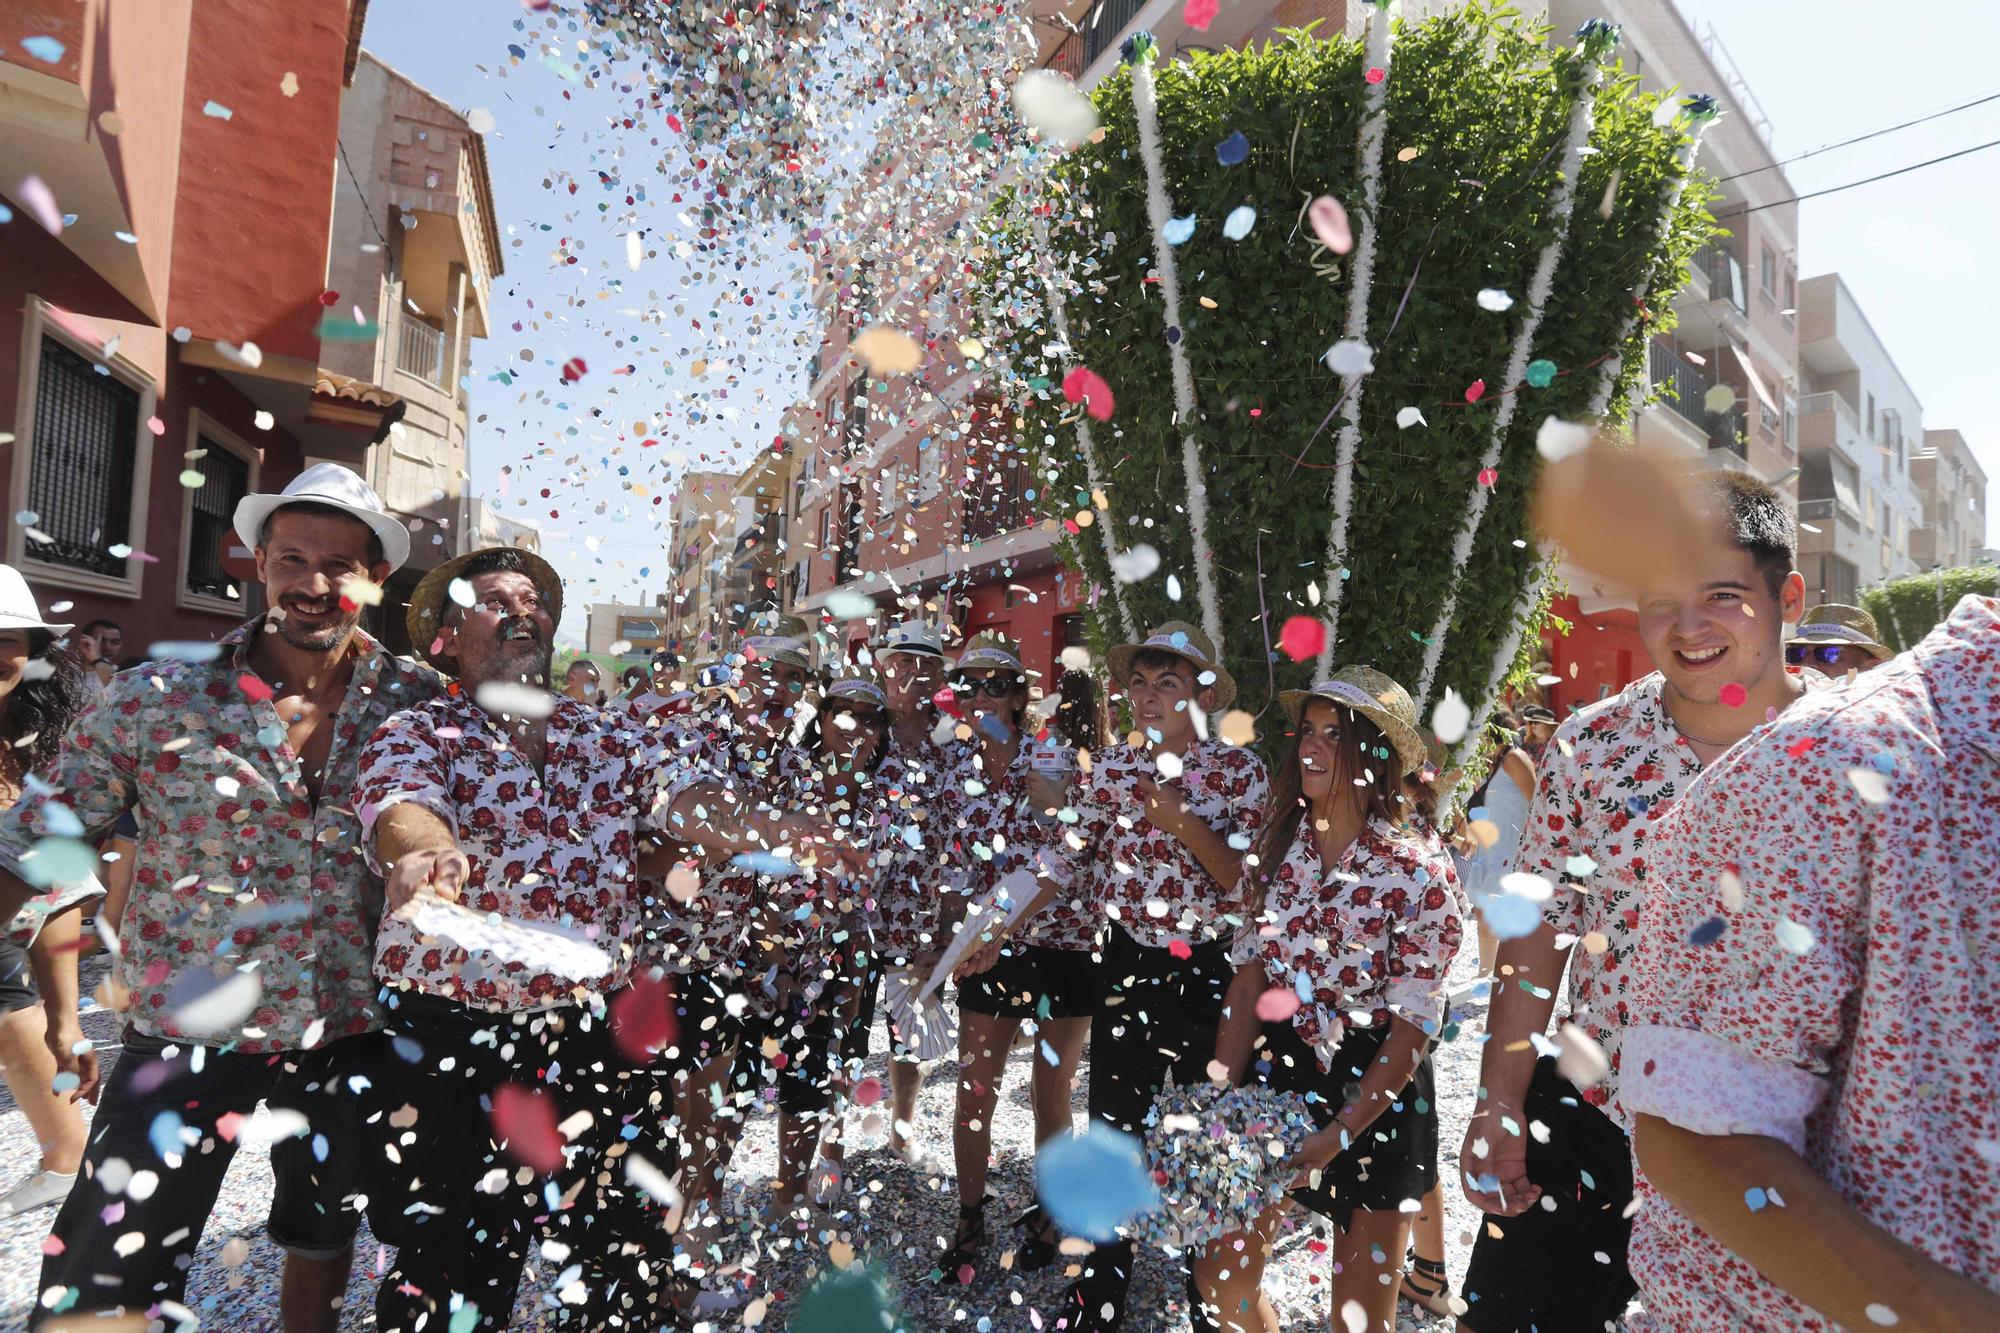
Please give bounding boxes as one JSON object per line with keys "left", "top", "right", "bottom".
{"left": 0, "top": 564, "right": 73, "bottom": 635}
{"left": 232, "top": 462, "right": 410, "bottom": 572}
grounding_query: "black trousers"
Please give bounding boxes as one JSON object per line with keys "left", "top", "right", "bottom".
{"left": 1068, "top": 926, "right": 1234, "bottom": 1332}
{"left": 33, "top": 1030, "right": 374, "bottom": 1328}
{"left": 369, "top": 992, "right": 678, "bottom": 1332}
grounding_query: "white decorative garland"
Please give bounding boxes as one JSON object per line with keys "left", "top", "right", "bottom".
{"left": 1129, "top": 54, "right": 1224, "bottom": 657}
{"left": 1040, "top": 252, "right": 1135, "bottom": 640}
{"left": 1444, "top": 543, "right": 1553, "bottom": 814}
{"left": 1414, "top": 56, "right": 1607, "bottom": 710}
{"left": 1316, "top": 4, "right": 1394, "bottom": 676}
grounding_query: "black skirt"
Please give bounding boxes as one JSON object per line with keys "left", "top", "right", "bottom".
{"left": 957, "top": 941, "right": 1104, "bottom": 1019}
{"left": 1249, "top": 1017, "right": 1439, "bottom": 1229}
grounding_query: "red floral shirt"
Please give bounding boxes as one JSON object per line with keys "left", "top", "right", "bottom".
{"left": 1063, "top": 740, "right": 1268, "bottom": 950}
{"left": 0, "top": 619, "right": 441, "bottom": 1051}
{"left": 1231, "top": 815, "right": 1464, "bottom": 1070}
{"left": 360, "top": 693, "right": 669, "bottom": 1011}
{"left": 937, "top": 743, "right": 1093, "bottom": 951}
{"left": 864, "top": 742, "right": 959, "bottom": 967}
{"left": 1521, "top": 669, "right": 1821, "bottom": 1125}
{"left": 1622, "top": 595, "right": 2000, "bottom": 1330}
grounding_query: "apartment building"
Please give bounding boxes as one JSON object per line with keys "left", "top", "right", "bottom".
{"left": 585, "top": 600, "right": 672, "bottom": 658}
{"left": 1912, "top": 428, "right": 1988, "bottom": 572}
{"left": 660, "top": 468, "right": 741, "bottom": 654}
{"left": 323, "top": 51, "right": 503, "bottom": 654}
{"left": 1794, "top": 273, "right": 1925, "bottom": 602}
{"left": 1, "top": 0, "right": 404, "bottom": 650}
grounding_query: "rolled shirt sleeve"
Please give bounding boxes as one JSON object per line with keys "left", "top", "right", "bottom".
{"left": 356, "top": 709, "right": 458, "bottom": 876}
{"left": 1380, "top": 853, "right": 1465, "bottom": 1033}
{"left": 1622, "top": 729, "right": 1868, "bottom": 1152}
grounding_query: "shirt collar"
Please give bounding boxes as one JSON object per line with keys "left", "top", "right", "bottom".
{"left": 1912, "top": 595, "right": 2000, "bottom": 756}
{"left": 222, "top": 614, "right": 389, "bottom": 680}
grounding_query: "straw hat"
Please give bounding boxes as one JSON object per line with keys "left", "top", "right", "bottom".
{"left": 824, "top": 676, "right": 889, "bottom": 711}
{"left": 1792, "top": 603, "right": 1893, "bottom": 662}
{"left": 406, "top": 545, "right": 565, "bottom": 671}
{"left": 954, "top": 631, "right": 1036, "bottom": 678}
{"left": 1279, "top": 665, "right": 1427, "bottom": 777}
{"left": 873, "top": 618, "right": 946, "bottom": 658}
{"left": 233, "top": 462, "right": 410, "bottom": 572}
{"left": 0, "top": 564, "right": 73, "bottom": 636}
{"left": 736, "top": 611, "right": 814, "bottom": 671}
{"left": 1105, "top": 620, "right": 1237, "bottom": 711}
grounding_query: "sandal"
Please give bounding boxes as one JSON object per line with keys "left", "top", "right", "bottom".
{"left": 1014, "top": 1200, "right": 1060, "bottom": 1271}
{"left": 1399, "top": 1251, "right": 1455, "bottom": 1314}
{"left": 939, "top": 1200, "right": 988, "bottom": 1282}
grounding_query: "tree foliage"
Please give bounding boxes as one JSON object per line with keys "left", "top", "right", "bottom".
{"left": 1011, "top": 3, "right": 1713, "bottom": 744}
{"left": 1861, "top": 564, "right": 1999, "bottom": 652}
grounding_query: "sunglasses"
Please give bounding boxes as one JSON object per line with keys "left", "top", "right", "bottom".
{"left": 950, "top": 676, "right": 1019, "bottom": 700}
{"left": 1784, "top": 643, "right": 1848, "bottom": 667}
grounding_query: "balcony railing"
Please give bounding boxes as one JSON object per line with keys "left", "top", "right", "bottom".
{"left": 1648, "top": 340, "right": 1712, "bottom": 420}
{"left": 1045, "top": 29, "right": 1084, "bottom": 78}
{"left": 1798, "top": 391, "right": 1858, "bottom": 434}
{"left": 396, "top": 318, "right": 447, "bottom": 386}
{"left": 1083, "top": 0, "right": 1149, "bottom": 69}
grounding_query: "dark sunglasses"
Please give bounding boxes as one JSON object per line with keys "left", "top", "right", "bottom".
{"left": 950, "top": 676, "right": 1018, "bottom": 699}
{"left": 1784, "top": 643, "right": 1847, "bottom": 667}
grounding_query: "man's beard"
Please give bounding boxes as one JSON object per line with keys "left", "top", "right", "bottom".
{"left": 274, "top": 597, "right": 360, "bottom": 651}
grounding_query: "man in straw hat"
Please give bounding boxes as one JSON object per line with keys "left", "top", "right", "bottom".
{"left": 0, "top": 463, "right": 439, "bottom": 1332}
{"left": 1785, "top": 602, "right": 1894, "bottom": 680}
{"left": 1059, "top": 622, "right": 1269, "bottom": 1328}
{"left": 361, "top": 544, "right": 685, "bottom": 1329}
{"left": 1459, "top": 470, "right": 1826, "bottom": 1332}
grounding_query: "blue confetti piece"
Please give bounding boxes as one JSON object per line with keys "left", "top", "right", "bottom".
{"left": 312, "top": 1132, "right": 329, "bottom": 1163}
{"left": 1745, "top": 1186, "right": 1768, "bottom": 1211}
{"left": 202, "top": 100, "right": 233, "bottom": 120}
{"left": 1481, "top": 892, "right": 1542, "bottom": 940}
{"left": 1216, "top": 130, "right": 1249, "bottom": 165}
{"left": 730, "top": 850, "right": 797, "bottom": 875}
{"left": 1294, "top": 970, "right": 1312, "bottom": 1003}
{"left": 1689, "top": 915, "right": 1728, "bottom": 946}
{"left": 1869, "top": 751, "right": 1895, "bottom": 773}
{"left": 1035, "top": 1124, "right": 1158, "bottom": 1242}
{"left": 1626, "top": 795, "right": 1650, "bottom": 817}
{"left": 150, "top": 1111, "right": 187, "bottom": 1161}
{"left": 1222, "top": 205, "right": 1256, "bottom": 240}
{"left": 1162, "top": 214, "right": 1197, "bottom": 245}
{"left": 22, "top": 35, "right": 66, "bottom": 63}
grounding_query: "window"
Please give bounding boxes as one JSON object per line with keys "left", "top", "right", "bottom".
{"left": 180, "top": 418, "right": 257, "bottom": 612}
{"left": 1759, "top": 248, "right": 1776, "bottom": 298}
{"left": 19, "top": 336, "right": 146, "bottom": 581}
{"left": 1867, "top": 393, "right": 1875, "bottom": 434}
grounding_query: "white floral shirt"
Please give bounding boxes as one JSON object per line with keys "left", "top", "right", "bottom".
{"left": 1622, "top": 595, "right": 2000, "bottom": 1331}
{"left": 359, "top": 694, "right": 669, "bottom": 1011}
{"left": 1231, "top": 814, "right": 1464, "bottom": 1070}
{"left": 937, "top": 742, "right": 1093, "bottom": 952}
{"left": 1521, "top": 668, "right": 1821, "bottom": 1127}
{"left": 0, "top": 619, "right": 440, "bottom": 1051}
{"left": 863, "top": 743, "right": 959, "bottom": 967}
{"left": 1063, "top": 740, "right": 1268, "bottom": 950}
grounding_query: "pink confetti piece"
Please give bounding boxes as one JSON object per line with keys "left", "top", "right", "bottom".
{"left": 1278, "top": 615, "right": 1325, "bottom": 663}
{"left": 1465, "top": 378, "right": 1487, "bottom": 403}
{"left": 1183, "top": 0, "right": 1220, "bottom": 32}
{"left": 1255, "top": 988, "right": 1300, "bottom": 1022}
{"left": 1062, "top": 365, "right": 1115, "bottom": 422}
{"left": 1719, "top": 681, "right": 1747, "bottom": 708}
{"left": 15, "top": 174, "right": 63, "bottom": 234}
{"left": 1478, "top": 467, "right": 1498, "bottom": 488}
{"left": 1308, "top": 196, "right": 1352, "bottom": 254}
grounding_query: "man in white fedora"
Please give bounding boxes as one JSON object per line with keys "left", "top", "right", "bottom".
{"left": 0, "top": 462, "right": 440, "bottom": 1332}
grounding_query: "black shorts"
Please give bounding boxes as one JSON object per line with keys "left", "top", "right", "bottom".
{"left": 1459, "top": 1057, "right": 1637, "bottom": 1332}
{"left": 957, "top": 941, "right": 1102, "bottom": 1020}
{"left": 1251, "top": 1017, "right": 1439, "bottom": 1230}
{"left": 0, "top": 940, "right": 36, "bottom": 1013}
{"left": 672, "top": 967, "right": 747, "bottom": 1065}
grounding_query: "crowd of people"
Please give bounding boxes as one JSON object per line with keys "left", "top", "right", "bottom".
{"left": 0, "top": 459, "right": 1992, "bottom": 1332}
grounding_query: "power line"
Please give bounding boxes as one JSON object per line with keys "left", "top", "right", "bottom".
{"left": 1718, "top": 88, "right": 2000, "bottom": 183}
{"left": 1738, "top": 137, "right": 2000, "bottom": 215}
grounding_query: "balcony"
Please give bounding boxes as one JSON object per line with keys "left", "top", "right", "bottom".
{"left": 1643, "top": 341, "right": 1746, "bottom": 458}
{"left": 396, "top": 318, "right": 447, "bottom": 386}
{"left": 1797, "top": 391, "right": 1861, "bottom": 467}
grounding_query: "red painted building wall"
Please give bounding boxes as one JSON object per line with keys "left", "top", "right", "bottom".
{"left": 1541, "top": 594, "right": 1652, "bottom": 718}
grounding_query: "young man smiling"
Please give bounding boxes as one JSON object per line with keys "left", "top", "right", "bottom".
{"left": 1056, "top": 622, "right": 1268, "bottom": 1332}
{"left": 1455, "top": 471, "right": 1820, "bottom": 1332}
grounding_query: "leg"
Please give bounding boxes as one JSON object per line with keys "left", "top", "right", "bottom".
{"left": 0, "top": 1002, "right": 86, "bottom": 1179}
{"left": 673, "top": 1043, "right": 744, "bottom": 1217}
{"left": 953, "top": 1009, "right": 1020, "bottom": 1209}
{"left": 1029, "top": 1014, "right": 1090, "bottom": 1148}
{"left": 888, "top": 1056, "right": 924, "bottom": 1157}
{"left": 280, "top": 1248, "right": 355, "bottom": 1333}
{"left": 1400, "top": 1182, "right": 1452, "bottom": 1310}
{"left": 1186, "top": 1204, "right": 1286, "bottom": 1333}
{"left": 1332, "top": 1208, "right": 1416, "bottom": 1333}
{"left": 33, "top": 1036, "right": 260, "bottom": 1325}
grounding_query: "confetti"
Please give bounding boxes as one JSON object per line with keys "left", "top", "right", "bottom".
{"left": 1222, "top": 205, "right": 1257, "bottom": 239}
{"left": 1037, "top": 1124, "right": 1158, "bottom": 1242}
{"left": 1215, "top": 130, "right": 1249, "bottom": 165}
{"left": 490, "top": 1083, "right": 564, "bottom": 1173}
{"left": 1308, "top": 195, "right": 1353, "bottom": 253}
{"left": 1278, "top": 616, "right": 1325, "bottom": 663}
{"left": 1011, "top": 70, "right": 1098, "bottom": 149}
{"left": 851, "top": 325, "right": 921, "bottom": 374}
{"left": 1061, "top": 366, "right": 1116, "bottom": 422}
{"left": 1476, "top": 288, "right": 1515, "bottom": 311}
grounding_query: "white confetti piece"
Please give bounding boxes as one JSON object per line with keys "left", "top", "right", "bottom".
{"left": 1499, "top": 871, "right": 1553, "bottom": 903}
{"left": 474, "top": 681, "right": 557, "bottom": 719}
{"left": 1865, "top": 1304, "right": 1899, "bottom": 1326}
{"left": 1846, "top": 768, "right": 1890, "bottom": 804}
{"left": 1109, "top": 545, "right": 1160, "bottom": 584}
{"left": 1536, "top": 415, "right": 1593, "bottom": 461}
{"left": 169, "top": 969, "right": 262, "bottom": 1035}
{"left": 1323, "top": 339, "right": 1374, "bottom": 377}
{"left": 1396, "top": 405, "right": 1428, "bottom": 429}
{"left": 1556, "top": 1022, "right": 1610, "bottom": 1089}
{"left": 1011, "top": 69, "right": 1098, "bottom": 149}
{"left": 1431, "top": 688, "right": 1470, "bottom": 744}
{"left": 1476, "top": 288, "right": 1514, "bottom": 311}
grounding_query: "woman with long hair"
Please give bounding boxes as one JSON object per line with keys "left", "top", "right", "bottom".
{"left": 0, "top": 566, "right": 91, "bottom": 1219}
{"left": 1192, "top": 667, "right": 1465, "bottom": 1333}
{"left": 939, "top": 634, "right": 1098, "bottom": 1277}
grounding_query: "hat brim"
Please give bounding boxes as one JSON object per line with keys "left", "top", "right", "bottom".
{"left": 234, "top": 494, "right": 412, "bottom": 573}
{"left": 1793, "top": 632, "right": 1893, "bottom": 661}
{"left": 875, "top": 641, "right": 945, "bottom": 658}
{"left": 406, "top": 547, "right": 565, "bottom": 671}
{"left": 1279, "top": 688, "right": 1427, "bottom": 777}
{"left": 1105, "top": 641, "right": 1237, "bottom": 712}
{"left": 0, "top": 614, "right": 75, "bottom": 636}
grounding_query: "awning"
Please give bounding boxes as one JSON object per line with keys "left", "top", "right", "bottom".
{"left": 1730, "top": 343, "right": 1779, "bottom": 416}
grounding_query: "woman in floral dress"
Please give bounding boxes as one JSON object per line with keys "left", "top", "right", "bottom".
{"left": 1192, "top": 667, "right": 1465, "bottom": 1333}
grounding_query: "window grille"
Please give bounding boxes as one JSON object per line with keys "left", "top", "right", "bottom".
{"left": 27, "top": 338, "right": 140, "bottom": 577}
{"left": 186, "top": 438, "right": 251, "bottom": 601}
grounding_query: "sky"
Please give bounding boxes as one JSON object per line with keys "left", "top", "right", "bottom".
{"left": 359, "top": 0, "right": 2000, "bottom": 643}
